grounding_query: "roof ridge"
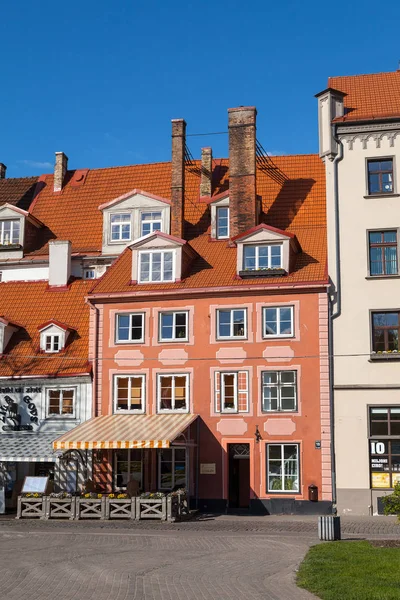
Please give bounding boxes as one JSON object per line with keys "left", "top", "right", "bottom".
{"left": 329, "top": 70, "right": 400, "bottom": 80}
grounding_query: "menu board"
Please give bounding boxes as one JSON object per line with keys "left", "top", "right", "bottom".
{"left": 21, "top": 476, "right": 49, "bottom": 494}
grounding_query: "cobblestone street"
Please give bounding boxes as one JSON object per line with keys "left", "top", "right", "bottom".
{"left": 0, "top": 515, "right": 399, "bottom": 600}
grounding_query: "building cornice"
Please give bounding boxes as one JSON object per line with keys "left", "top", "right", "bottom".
{"left": 337, "top": 121, "right": 400, "bottom": 150}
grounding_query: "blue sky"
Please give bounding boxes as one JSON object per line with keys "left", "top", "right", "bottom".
{"left": 1, "top": 0, "right": 400, "bottom": 177}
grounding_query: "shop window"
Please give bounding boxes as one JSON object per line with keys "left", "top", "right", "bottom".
{"left": 159, "top": 311, "right": 188, "bottom": 342}
{"left": 267, "top": 444, "right": 299, "bottom": 493}
{"left": 115, "top": 449, "right": 143, "bottom": 490}
{"left": 215, "top": 371, "right": 249, "bottom": 413}
{"left": 157, "top": 374, "right": 189, "bottom": 412}
{"left": 370, "top": 407, "right": 400, "bottom": 488}
{"left": 262, "top": 371, "right": 297, "bottom": 412}
{"left": 47, "top": 389, "right": 75, "bottom": 417}
{"left": 216, "top": 207, "right": 229, "bottom": 239}
{"left": 217, "top": 308, "right": 246, "bottom": 339}
{"left": 158, "top": 448, "right": 187, "bottom": 490}
{"left": 0, "top": 219, "right": 20, "bottom": 245}
{"left": 139, "top": 250, "right": 174, "bottom": 283}
{"left": 263, "top": 306, "right": 294, "bottom": 338}
{"left": 141, "top": 211, "right": 162, "bottom": 237}
{"left": 110, "top": 213, "right": 131, "bottom": 242}
{"left": 367, "top": 159, "right": 393, "bottom": 195}
{"left": 369, "top": 231, "right": 398, "bottom": 276}
{"left": 45, "top": 334, "right": 61, "bottom": 353}
{"left": 116, "top": 313, "right": 144, "bottom": 343}
{"left": 243, "top": 244, "right": 282, "bottom": 271}
{"left": 371, "top": 311, "right": 400, "bottom": 353}
{"left": 114, "top": 375, "right": 145, "bottom": 412}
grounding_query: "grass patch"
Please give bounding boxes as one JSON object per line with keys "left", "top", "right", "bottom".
{"left": 297, "top": 541, "right": 400, "bottom": 600}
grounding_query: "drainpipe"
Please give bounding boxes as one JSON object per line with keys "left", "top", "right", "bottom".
{"left": 328, "top": 124, "right": 344, "bottom": 510}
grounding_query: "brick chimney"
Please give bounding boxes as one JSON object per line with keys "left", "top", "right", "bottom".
{"left": 49, "top": 240, "right": 71, "bottom": 287}
{"left": 228, "top": 107, "right": 257, "bottom": 238}
{"left": 171, "top": 119, "right": 186, "bottom": 238}
{"left": 200, "top": 147, "right": 212, "bottom": 197}
{"left": 0, "top": 164, "right": 6, "bottom": 179}
{"left": 54, "top": 152, "right": 68, "bottom": 192}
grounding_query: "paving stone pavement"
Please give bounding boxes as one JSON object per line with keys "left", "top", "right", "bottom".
{"left": 0, "top": 515, "right": 399, "bottom": 600}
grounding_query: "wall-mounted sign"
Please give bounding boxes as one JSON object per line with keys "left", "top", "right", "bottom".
{"left": 200, "top": 463, "right": 216, "bottom": 475}
{"left": 0, "top": 392, "right": 40, "bottom": 432}
{"left": 371, "top": 472, "right": 390, "bottom": 488}
{"left": 315, "top": 441, "right": 321, "bottom": 450}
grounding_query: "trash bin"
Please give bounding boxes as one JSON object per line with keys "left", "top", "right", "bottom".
{"left": 308, "top": 484, "right": 318, "bottom": 502}
{"left": 318, "top": 515, "right": 341, "bottom": 541}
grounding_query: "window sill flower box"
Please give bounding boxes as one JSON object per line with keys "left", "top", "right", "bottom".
{"left": 46, "top": 493, "right": 75, "bottom": 519}
{"left": 16, "top": 494, "right": 46, "bottom": 519}
{"left": 239, "top": 268, "right": 286, "bottom": 279}
{"left": 105, "top": 494, "right": 135, "bottom": 519}
{"left": 370, "top": 351, "right": 400, "bottom": 361}
{"left": 76, "top": 494, "right": 106, "bottom": 519}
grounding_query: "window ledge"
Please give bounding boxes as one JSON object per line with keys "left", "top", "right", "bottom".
{"left": 370, "top": 353, "right": 400, "bottom": 361}
{"left": 0, "top": 244, "right": 22, "bottom": 251}
{"left": 364, "top": 193, "right": 400, "bottom": 199}
{"left": 239, "top": 269, "right": 286, "bottom": 279}
{"left": 366, "top": 275, "right": 400, "bottom": 280}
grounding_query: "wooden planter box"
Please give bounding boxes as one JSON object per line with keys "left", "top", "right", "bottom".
{"left": 76, "top": 497, "right": 106, "bottom": 519}
{"left": 136, "top": 497, "right": 167, "bottom": 520}
{"left": 46, "top": 497, "right": 76, "bottom": 520}
{"left": 105, "top": 498, "right": 135, "bottom": 520}
{"left": 16, "top": 496, "right": 46, "bottom": 519}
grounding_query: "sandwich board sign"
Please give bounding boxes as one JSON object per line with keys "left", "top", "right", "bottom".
{"left": 21, "top": 476, "right": 49, "bottom": 494}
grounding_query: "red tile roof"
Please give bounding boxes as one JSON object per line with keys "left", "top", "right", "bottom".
{"left": 0, "top": 176, "right": 39, "bottom": 210}
{"left": 0, "top": 280, "right": 91, "bottom": 378}
{"left": 329, "top": 70, "right": 400, "bottom": 122}
{"left": 89, "top": 154, "right": 327, "bottom": 294}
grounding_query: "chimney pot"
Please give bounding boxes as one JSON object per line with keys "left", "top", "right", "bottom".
{"left": 171, "top": 119, "right": 186, "bottom": 238}
{"left": 228, "top": 106, "right": 257, "bottom": 238}
{"left": 54, "top": 152, "right": 68, "bottom": 192}
{"left": 48, "top": 240, "right": 71, "bottom": 287}
{"left": 200, "top": 147, "right": 213, "bottom": 197}
{"left": 0, "top": 164, "right": 6, "bottom": 179}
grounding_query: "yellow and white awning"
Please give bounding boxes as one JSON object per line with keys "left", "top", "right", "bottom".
{"left": 53, "top": 413, "right": 197, "bottom": 451}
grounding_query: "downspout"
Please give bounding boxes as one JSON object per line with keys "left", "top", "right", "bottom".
{"left": 328, "top": 124, "right": 344, "bottom": 510}
{"left": 85, "top": 298, "right": 100, "bottom": 480}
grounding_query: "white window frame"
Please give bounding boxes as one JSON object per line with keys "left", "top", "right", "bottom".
{"left": 44, "top": 334, "right": 61, "bottom": 353}
{"left": 83, "top": 268, "right": 96, "bottom": 279}
{"left": 157, "top": 373, "right": 189, "bottom": 413}
{"left": 216, "top": 206, "right": 229, "bottom": 239}
{"left": 263, "top": 306, "right": 294, "bottom": 338}
{"left": 114, "top": 449, "right": 143, "bottom": 491}
{"left": 262, "top": 371, "right": 297, "bottom": 412}
{"left": 140, "top": 211, "right": 163, "bottom": 237}
{"left": 158, "top": 447, "right": 188, "bottom": 491}
{"left": 220, "top": 372, "right": 238, "bottom": 413}
{"left": 267, "top": 443, "right": 300, "bottom": 493}
{"left": 115, "top": 312, "right": 145, "bottom": 344}
{"left": 138, "top": 250, "right": 175, "bottom": 283}
{"left": 0, "top": 219, "right": 20, "bottom": 245}
{"left": 109, "top": 212, "right": 132, "bottom": 243}
{"left": 46, "top": 388, "right": 75, "bottom": 418}
{"left": 114, "top": 374, "right": 146, "bottom": 413}
{"left": 159, "top": 311, "right": 188, "bottom": 342}
{"left": 216, "top": 308, "right": 247, "bottom": 340}
{"left": 243, "top": 244, "right": 283, "bottom": 271}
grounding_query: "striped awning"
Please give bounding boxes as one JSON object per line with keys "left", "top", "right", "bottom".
{"left": 0, "top": 434, "right": 60, "bottom": 462}
{"left": 53, "top": 413, "right": 198, "bottom": 451}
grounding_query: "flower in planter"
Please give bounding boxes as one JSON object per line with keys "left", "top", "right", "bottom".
{"left": 50, "top": 492, "right": 72, "bottom": 499}
{"left": 23, "top": 492, "right": 43, "bottom": 498}
{"left": 140, "top": 492, "right": 165, "bottom": 499}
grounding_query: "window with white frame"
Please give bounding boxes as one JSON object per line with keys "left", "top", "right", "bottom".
{"left": 157, "top": 374, "right": 189, "bottom": 412}
{"left": 110, "top": 213, "right": 131, "bottom": 242}
{"left": 0, "top": 219, "right": 20, "bottom": 245}
{"left": 116, "top": 313, "right": 144, "bottom": 343}
{"left": 83, "top": 268, "right": 96, "bottom": 279}
{"left": 216, "top": 207, "right": 229, "bottom": 239}
{"left": 47, "top": 389, "right": 75, "bottom": 417}
{"left": 215, "top": 371, "right": 249, "bottom": 413}
{"left": 115, "top": 449, "right": 143, "bottom": 490}
{"left": 263, "top": 306, "right": 294, "bottom": 338}
{"left": 262, "top": 371, "right": 297, "bottom": 412}
{"left": 217, "top": 308, "right": 246, "bottom": 339}
{"left": 267, "top": 444, "right": 299, "bottom": 493}
{"left": 158, "top": 448, "right": 187, "bottom": 490}
{"left": 139, "top": 250, "right": 174, "bottom": 283}
{"left": 141, "top": 211, "right": 162, "bottom": 237}
{"left": 243, "top": 244, "right": 282, "bottom": 271}
{"left": 45, "top": 334, "right": 61, "bottom": 353}
{"left": 159, "top": 311, "right": 188, "bottom": 342}
{"left": 114, "top": 375, "right": 145, "bottom": 412}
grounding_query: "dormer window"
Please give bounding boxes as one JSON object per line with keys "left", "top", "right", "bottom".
{"left": 110, "top": 213, "right": 131, "bottom": 242}
{"left": 45, "top": 334, "right": 60, "bottom": 353}
{"left": 141, "top": 212, "right": 162, "bottom": 237}
{"left": 216, "top": 207, "right": 229, "bottom": 239}
{"left": 0, "top": 219, "right": 20, "bottom": 246}
{"left": 243, "top": 244, "right": 282, "bottom": 271}
{"left": 139, "top": 250, "right": 174, "bottom": 283}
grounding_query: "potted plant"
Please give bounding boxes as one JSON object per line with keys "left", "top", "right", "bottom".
{"left": 105, "top": 492, "right": 135, "bottom": 519}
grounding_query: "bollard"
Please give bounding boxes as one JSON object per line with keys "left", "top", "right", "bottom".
{"left": 318, "top": 515, "right": 341, "bottom": 541}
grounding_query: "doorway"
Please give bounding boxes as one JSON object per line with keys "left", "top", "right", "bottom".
{"left": 228, "top": 443, "right": 250, "bottom": 509}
